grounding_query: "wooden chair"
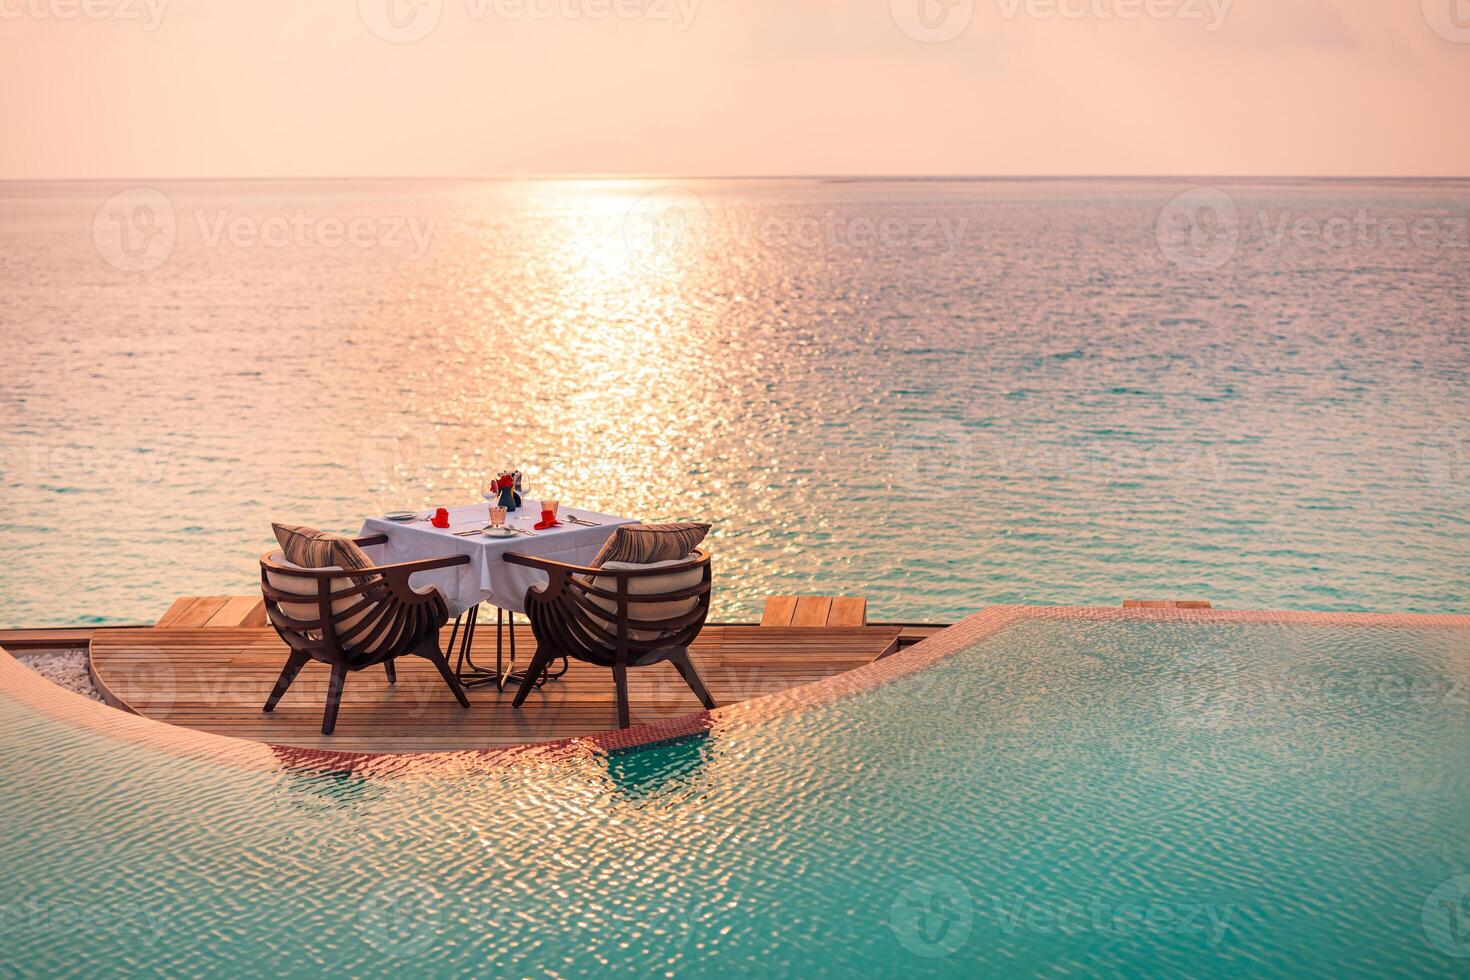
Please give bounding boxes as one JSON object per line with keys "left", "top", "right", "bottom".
{"left": 258, "top": 534, "right": 472, "bottom": 735}
{"left": 504, "top": 549, "right": 715, "bottom": 729}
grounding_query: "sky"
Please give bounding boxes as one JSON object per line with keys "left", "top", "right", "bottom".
{"left": 0, "top": 0, "right": 1467, "bottom": 178}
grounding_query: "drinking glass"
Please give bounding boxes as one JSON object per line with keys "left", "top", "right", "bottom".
{"left": 542, "top": 499, "right": 560, "bottom": 519}
{"left": 489, "top": 506, "right": 507, "bottom": 528}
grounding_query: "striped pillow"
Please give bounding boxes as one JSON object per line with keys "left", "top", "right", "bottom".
{"left": 590, "top": 521, "right": 710, "bottom": 568}
{"left": 271, "top": 524, "right": 375, "bottom": 577}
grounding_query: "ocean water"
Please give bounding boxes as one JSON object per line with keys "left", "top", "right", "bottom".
{"left": 1, "top": 177, "right": 1467, "bottom": 627}
{"left": 1, "top": 619, "right": 1467, "bottom": 976}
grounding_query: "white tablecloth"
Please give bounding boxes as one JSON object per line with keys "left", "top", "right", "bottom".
{"left": 358, "top": 503, "right": 637, "bottom": 616}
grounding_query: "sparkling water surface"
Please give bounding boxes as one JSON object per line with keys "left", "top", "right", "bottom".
{"left": 1, "top": 619, "right": 1467, "bottom": 976}
{"left": 1, "top": 178, "right": 1468, "bottom": 626}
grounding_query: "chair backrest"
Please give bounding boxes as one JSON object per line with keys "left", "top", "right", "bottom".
{"left": 260, "top": 551, "right": 438, "bottom": 664}
{"left": 526, "top": 550, "right": 712, "bottom": 664}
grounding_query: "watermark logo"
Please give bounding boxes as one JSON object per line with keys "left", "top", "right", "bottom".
{"left": 883, "top": 417, "right": 977, "bottom": 499}
{"left": 890, "top": 0, "right": 975, "bottom": 42}
{"left": 93, "top": 187, "right": 177, "bottom": 273}
{"left": 1423, "top": 875, "right": 1470, "bottom": 958}
{"left": 358, "top": 421, "right": 443, "bottom": 492}
{"left": 356, "top": 879, "right": 444, "bottom": 958}
{"left": 359, "top": 0, "right": 444, "bottom": 43}
{"left": 1156, "top": 187, "right": 1239, "bottom": 272}
{"left": 1422, "top": 420, "right": 1470, "bottom": 497}
{"left": 1159, "top": 647, "right": 1238, "bottom": 729}
{"left": 623, "top": 186, "right": 711, "bottom": 271}
{"left": 109, "top": 657, "right": 177, "bottom": 719}
{"left": 1423, "top": 0, "right": 1470, "bottom": 42}
{"left": 891, "top": 874, "right": 974, "bottom": 957}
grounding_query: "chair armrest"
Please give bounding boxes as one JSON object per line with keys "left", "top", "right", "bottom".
{"left": 370, "top": 553, "right": 471, "bottom": 576}
{"left": 503, "top": 552, "right": 602, "bottom": 577}
{"left": 503, "top": 550, "right": 709, "bottom": 578}
{"left": 504, "top": 549, "right": 711, "bottom": 609}
{"left": 502, "top": 552, "right": 583, "bottom": 604}
{"left": 353, "top": 533, "right": 390, "bottom": 547}
{"left": 370, "top": 553, "right": 472, "bottom": 604}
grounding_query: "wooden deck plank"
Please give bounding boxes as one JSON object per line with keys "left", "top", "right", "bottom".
{"left": 827, "top": 596, "right": 867, "bottom": 627}
{"left": 205, "top": 596, "right": 265, "bottom": 629}
{"left": 154, "top": 597, "right": 201, "bottom": 628}
{"left": 90, "top": 623, "right": 903, "bottom": 753}
{"left": 791, "top": 596, "right": 833, "bottom": 627}
{"left": 169, "top": 597, "right": 231, "bottom": 629}
{"left": 0, "top": 627, "right": 112, "bottom": 650}
{"left": 238, "top": 600, "right": 269, "bottom": 628}
{"left": 760, "top": 595, "right": 798, "bottom": 627}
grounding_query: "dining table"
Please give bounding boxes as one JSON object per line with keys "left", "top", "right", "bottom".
{"left": 358, "top": 502, "right": 637, "bottom": 690}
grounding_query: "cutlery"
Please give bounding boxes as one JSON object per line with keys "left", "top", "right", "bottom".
{"left": 563, "top": 515, "right": 600, "bottom": 526}
{"left": 453, "top": 525, "right": 489, "bottom": 536}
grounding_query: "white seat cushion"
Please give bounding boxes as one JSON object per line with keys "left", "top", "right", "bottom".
{"left": 584, "top": 557, "right": 703, "bottom": 643}
{"left": 265, "top": 554, "right": 397, "bottom": 653}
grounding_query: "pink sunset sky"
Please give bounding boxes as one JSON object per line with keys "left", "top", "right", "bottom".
{"left": 0, "top": 0, "right": 1467, "bottom": 178}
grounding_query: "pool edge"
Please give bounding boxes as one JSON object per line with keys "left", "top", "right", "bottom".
{"left": 3, "top": 605, "right": 1468, "bottom": 777}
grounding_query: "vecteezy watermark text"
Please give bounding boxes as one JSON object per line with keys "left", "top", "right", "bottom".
{"left": 0, "top": 0, "right": 167, "bottom": 30}
{"left": 0, "top": 438, "right": 164, "bottom": 486}
{"left": 0, "top": 899, "right": 165, "bottom": 944}
{"left": 993, "top": 895, "right": 1236, "bottom": 946}
{"left": 623, "top": 187, "right": 970, "bottom": 270}
{"left": 1252, "top": 209, "right": 1468, "bottom": 251}
{"left": 998, "top": 0, "right": 1230, "bottom": 31}
{"left": 891, "top": 0, "right": 1228, "bottom": 42}
{"left": 1157, "top": 187, "right": 1468, "bottom": 271}
{"left": 92, "top": 188, "right": 439, "bottom": 272}
{"left": 193, "top": 209, "right": 438, "bottom": 258}
{"left": 358, "top": 0, "right": 698, "bottom": 44}
{"left": 470, "top": 0, "right": 698, "bottom": 27}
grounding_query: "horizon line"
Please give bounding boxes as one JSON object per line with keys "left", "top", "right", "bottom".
{"left": 3, "top": 173, "right": 1470, "bottom": 184}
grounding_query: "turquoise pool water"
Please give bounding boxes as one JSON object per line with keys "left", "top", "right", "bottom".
{"left": 3, "top": 618, "right": 1468, "bottom": 976}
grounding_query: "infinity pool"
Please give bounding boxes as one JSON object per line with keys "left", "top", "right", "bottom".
{"left": 2, "top": 615, "right": 1468, "bottom": 976}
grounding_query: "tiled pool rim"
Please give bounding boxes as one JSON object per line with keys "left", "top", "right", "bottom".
{"left": 2, "top": 605, "right": 1468, "bottom": 779}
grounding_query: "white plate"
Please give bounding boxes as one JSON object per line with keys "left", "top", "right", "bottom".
{"left": 481, "top": 527, "right": 516, "bottom": 538}
{"left": 383, "top": 511, "right": 417, "bottom": 522}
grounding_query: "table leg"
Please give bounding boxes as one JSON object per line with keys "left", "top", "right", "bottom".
{"left": 450, "top": 603, "right": 566, "bottom": 692}
{"left": 450, "top": 605, "right": 500, "bottom": 690}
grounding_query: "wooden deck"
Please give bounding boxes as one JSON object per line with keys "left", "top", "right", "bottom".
{"left": 155, "top": 595, "right": 269, "bottom": 629}
{"left": 90, "top": 623, "right": 902, "bottom": 753}
{"left": 761, "top": 594, "right": 867, "bottom": 628}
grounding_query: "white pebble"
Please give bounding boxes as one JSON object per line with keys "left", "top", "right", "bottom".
{"left": 14, "top": 650, "right": 104, "bottom": 702}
